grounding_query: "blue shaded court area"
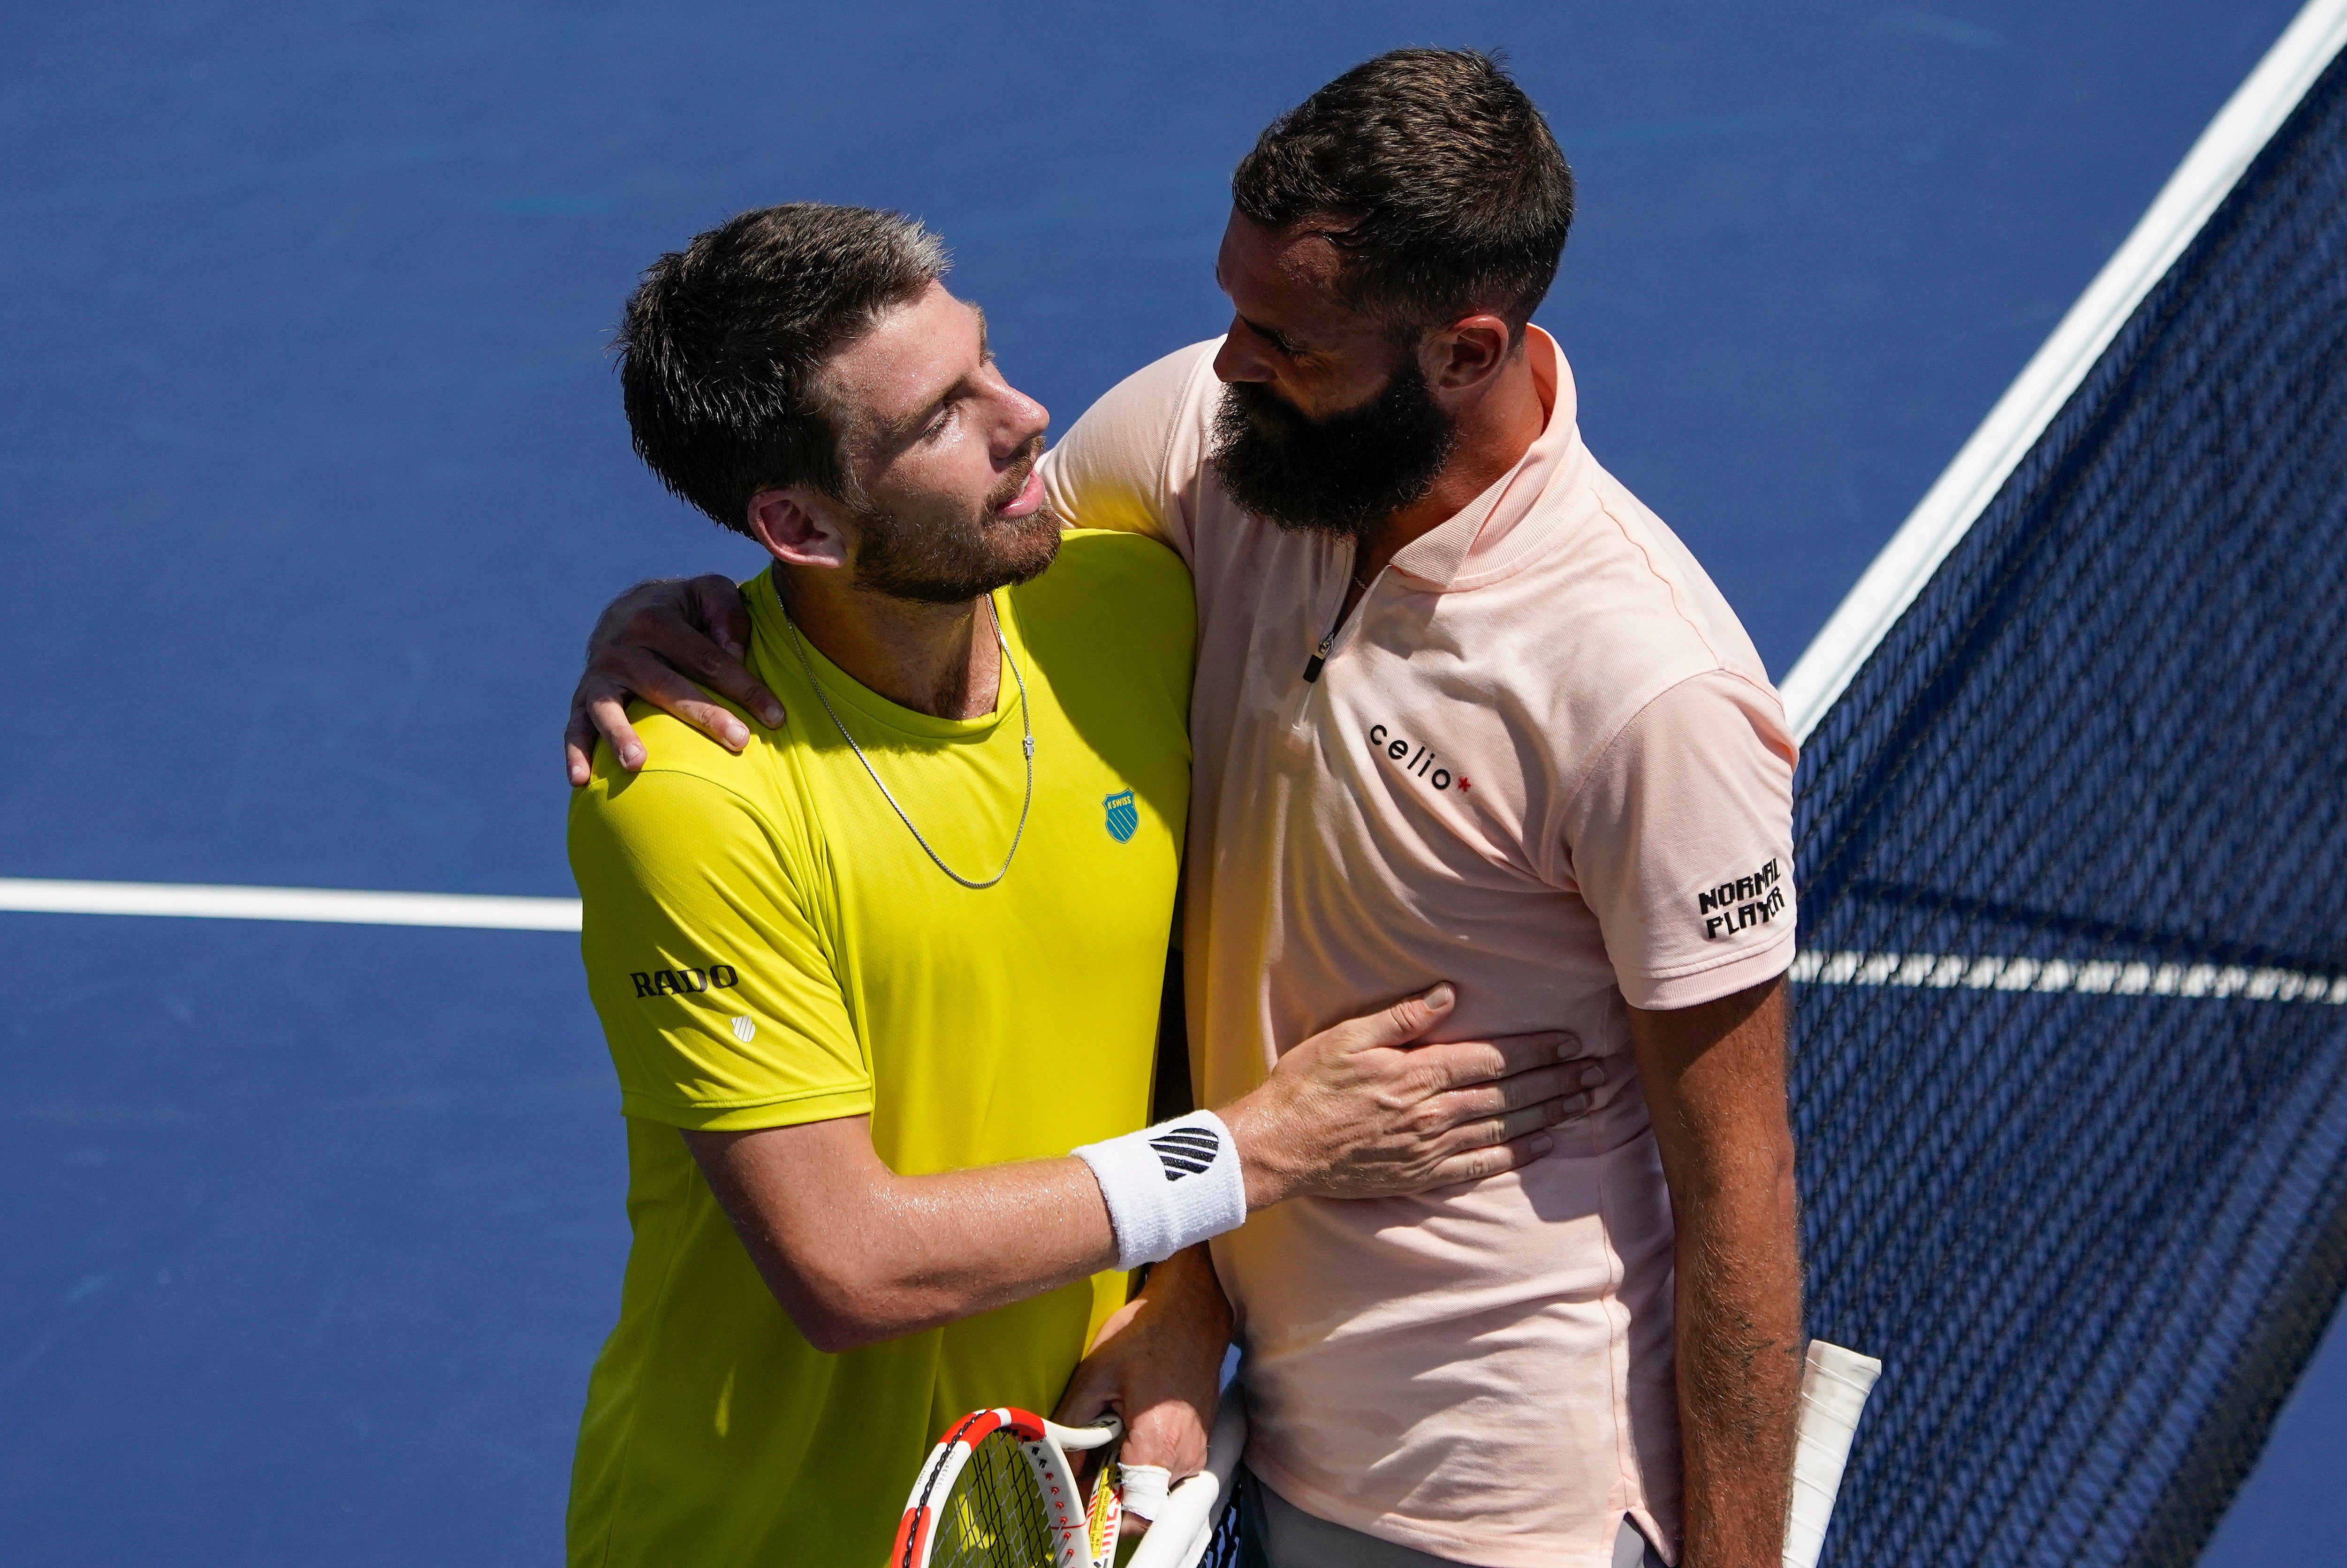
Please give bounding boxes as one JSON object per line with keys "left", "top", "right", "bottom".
{"left": 0, "top": 2, "right": 2333, "bottom": 1561}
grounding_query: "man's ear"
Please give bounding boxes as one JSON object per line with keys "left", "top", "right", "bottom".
{"left": 744, "top": 486, "right": 853, "bottom": 570}
{"left": 1422, "top": 313, "right": 1516, "bottom": 397}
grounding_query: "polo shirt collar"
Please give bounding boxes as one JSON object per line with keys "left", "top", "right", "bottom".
{"left": 1387, "top": 325, "right": 1585, "bottom": 593}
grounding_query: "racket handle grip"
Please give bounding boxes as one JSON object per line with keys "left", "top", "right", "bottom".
{"left": 1127, "top": 1384, "right": 1249, "bottom": 1568}
{"left": 1125, "top": 1472, "right": 1222, "bottom": 1568}
{"left": 1784, "top": 1340, "right": 1883, "bottom": 1568}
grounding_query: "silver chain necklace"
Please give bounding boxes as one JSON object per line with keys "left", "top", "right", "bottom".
{"left": 777, "top": 581, "right": 1035, "bottom": 890}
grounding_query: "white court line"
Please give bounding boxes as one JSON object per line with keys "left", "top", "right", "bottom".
{"left": 0, "top": 878, "right": 580, "bottom": 932}
{"left": 3, "top": 875, "right": 2337, "bottom": 1009}
{"left": 1777, "top": 0, "right": 2347, "bottom": 742}
{"left": 1791, "top": 949, "right": 2347, "bottom": 1004}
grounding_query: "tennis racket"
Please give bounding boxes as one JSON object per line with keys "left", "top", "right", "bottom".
{"left": 1124, "top": 1383, "right": 1247, "bottom": 1568}
{"left": 891, "top": 1408, "right": 1124, "bottom": 1568}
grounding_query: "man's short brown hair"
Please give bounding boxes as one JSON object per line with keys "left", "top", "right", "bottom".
{"left": 1231, "top": 49, "right": 1574, "bottom": 339}
{"left": 615, "top": 204, "right": 948, "bottom": 536}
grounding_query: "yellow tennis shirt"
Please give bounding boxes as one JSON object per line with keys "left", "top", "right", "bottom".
{"left": 564, "top": 530, "right": 1194, "bottom": 1567}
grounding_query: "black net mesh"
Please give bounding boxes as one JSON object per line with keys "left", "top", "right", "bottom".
{"left": 1794, "top": 42, "right": 2347, "bottom": 1568}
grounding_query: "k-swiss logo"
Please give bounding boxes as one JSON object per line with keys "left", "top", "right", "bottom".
{"left": 1365, "top": 722, "right": 1468, "bottom": 792}
{"left": 1698, "top": 859, "right": 1786, "bottom": 940}
{"left": 630, "top": 963, "right": 741, "bottom": 998}
{"left": 1149, "top": 1125, "right": 1220, "bottom": 1182}
{"left": 1103, "top": 789, "right": 1139, "bottom": 843}
{"left": 730, "top": 1016, "right": 757, "bottom": 1043}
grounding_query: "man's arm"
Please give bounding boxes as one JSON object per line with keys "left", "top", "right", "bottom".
{"left": 1051, "top": 1242, "right": 1229, "bottom": 1536}
{"left": 687, "top": 1114, "right": 1118, "bottom": 1354}
{"left": 1631, "top": 974, "right": 1801, "bottom": 1568}
{"left": 564, "top": 576, "right": 780, "bottom": 786}
{"left": 693, "top": 983, "right": 1601, "bottom": 1353}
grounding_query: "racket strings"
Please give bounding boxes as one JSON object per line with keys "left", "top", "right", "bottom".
{"left": 927, "top": 1431, "right": 1060, "bottom": 1568}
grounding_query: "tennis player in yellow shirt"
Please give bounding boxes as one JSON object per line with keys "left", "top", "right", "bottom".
{"left": 563, "top": 203, "right": 1601, "bottom": 1566}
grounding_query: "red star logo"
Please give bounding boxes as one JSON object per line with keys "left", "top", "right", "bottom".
{"left": 1457, "top": 776, "right": 1473, "bottom": 791}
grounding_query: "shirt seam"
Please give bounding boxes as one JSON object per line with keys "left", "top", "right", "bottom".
{"left": 1595, "top": 491, "right": 1728, "bottom": 667}
{"left": 605, "top": 755, "right": 834, "bottom": 924}
{"left": 595, "top": 763, "right": 867, "bottom": 1112}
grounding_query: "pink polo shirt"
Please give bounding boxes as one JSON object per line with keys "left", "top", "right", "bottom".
{"left": 1041, "top": 328, "right": 1796, "bottom": 1568}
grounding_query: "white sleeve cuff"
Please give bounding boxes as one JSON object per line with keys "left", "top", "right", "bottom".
{"left": 1073, "top": 1109, "right": 1248, "bottom": 1269}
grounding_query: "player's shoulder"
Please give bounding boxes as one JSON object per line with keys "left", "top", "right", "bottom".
{"left": 1044, "top": 525, "right": 1192, "bottom": 594}
{"left": 571, "top": 704, "right": 790, "bottom": 846}
{"left": 1053, "top": 339, "right": 1223, "bottom": 458}
{"left": 1544, "top": 463, "right": 1770, "bottom": 681}
{"left": 1020, "top": 527, "right": 1194, "bottom": 633}
{"left": 1104, "top": 338, "right": 1222, "bottom": 417}
{"left": 1009, "top": 530, "right": 1197, "bottom": 704}
{"left": 1481, "top": 463, "right": 1780, "bottom": 768}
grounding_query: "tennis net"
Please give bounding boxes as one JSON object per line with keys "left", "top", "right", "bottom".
{"left": 1789, "top": 16, "right": 2347, "bottom": 1566}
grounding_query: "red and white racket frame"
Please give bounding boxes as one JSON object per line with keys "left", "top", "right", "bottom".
{"left": 891, "top": 1407, "right": 1123, "bottom": 1568}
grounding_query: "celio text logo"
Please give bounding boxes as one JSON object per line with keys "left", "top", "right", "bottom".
{"left": 630, "top": 963, "right": 742, "bottom": 998}
{"left": 1698, "top": 860, "right": 1786, "bottom": 941}
{"left": 1366, "top": 722, "right": 1471, "bottom": 793}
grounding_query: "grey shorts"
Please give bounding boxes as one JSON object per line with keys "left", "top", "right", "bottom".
{"left": 1235, "top": 1467, "right": 1668, "bottom": 1568}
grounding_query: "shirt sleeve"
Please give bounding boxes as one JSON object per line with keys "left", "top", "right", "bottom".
{"left": 1560, "top": 671, "right": 1800, "bottom": 1010}
{"left": 569, "top": 762, "right": 872, "bottom": 1131}
{"left": 1039, "top": 341, "right": 1217, "bottom": 566}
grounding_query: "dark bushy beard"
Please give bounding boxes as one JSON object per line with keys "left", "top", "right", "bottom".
{"left": 1209, "top": 359, "right": 1458, "bottom": 539}
{"left": 850, "top": 438, "right": 1061, "bottom": 604}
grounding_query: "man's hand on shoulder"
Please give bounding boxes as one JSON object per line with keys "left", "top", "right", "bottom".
{"left": 565, "top": 575, "right": 785, "bottom": 786}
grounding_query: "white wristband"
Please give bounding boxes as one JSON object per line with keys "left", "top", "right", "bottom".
{"left": 1073, "top": 1109, "right": 1248, "bottom": 1270}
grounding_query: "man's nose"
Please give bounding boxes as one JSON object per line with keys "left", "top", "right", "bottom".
{"left": 996, "top": 382, "right": 1049, "bottom": 454}
{"left": 1213, "top": 323, "right": 1275, "bottom": 385}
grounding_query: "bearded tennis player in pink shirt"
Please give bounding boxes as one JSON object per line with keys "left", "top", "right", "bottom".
{"left": 565, "top": 49, "right": 1800, "bottom": 1568}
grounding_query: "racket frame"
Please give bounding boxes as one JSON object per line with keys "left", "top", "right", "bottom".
{"left": 892, "top": 1408, "right": 1122, "bottom": 1568}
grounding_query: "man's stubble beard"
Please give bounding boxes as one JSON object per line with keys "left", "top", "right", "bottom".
{"left": 1208, "top": 357, "right": 1458, "bottom": 541}
{"left": 849, "top": 436, "right": 1061, "bottom": 605}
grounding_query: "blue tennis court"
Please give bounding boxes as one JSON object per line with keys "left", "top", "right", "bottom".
{"left": 4, "top": 3, "right": 2340, "bottom": 1562}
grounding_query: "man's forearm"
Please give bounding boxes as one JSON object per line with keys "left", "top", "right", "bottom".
{"left": 1672, "top": 1153, "right": 1802, "bottom": 1567}
{"left": 690, "top": 1099, "right": 1292, "bottom": 1356}
{"left": 1130, "top": 1244, "right": 1234, "bottom": 1347}
{"left": 691, "top": 1127, "right": 1123, "bottom": 1353}
{"left": 1631, "top": 976, "right": 1801, "bottom": 1568}
{"left": 1052, "top": 1244, "right": 1233, "bottom": 1484}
